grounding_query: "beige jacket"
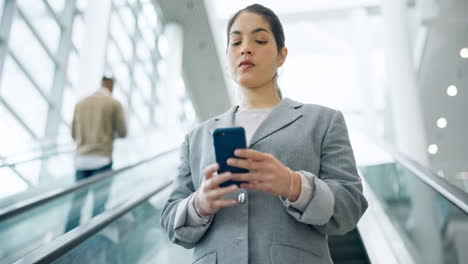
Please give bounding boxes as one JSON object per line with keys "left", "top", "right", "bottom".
{"left": 71, "top": 90, "right": 127, "bottom": 157}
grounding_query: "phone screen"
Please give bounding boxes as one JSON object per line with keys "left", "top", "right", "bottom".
{"left": 213, "top": 127, "right": 248, "bottom": 187}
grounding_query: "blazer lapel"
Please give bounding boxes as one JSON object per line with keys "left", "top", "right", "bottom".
{"left": 249, "top": 98, "right": 303, "bottom": 148}
{"left": 208, "top": 105, "right": 238, "bottom": 135}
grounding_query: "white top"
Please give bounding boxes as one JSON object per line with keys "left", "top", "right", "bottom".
{"left": 182, "top": 105, "right": 314, "bottom": 226}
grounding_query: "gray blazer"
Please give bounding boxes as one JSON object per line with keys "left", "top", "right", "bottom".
{"left": 161, "top": 98, "right": 368, "bottom": 264}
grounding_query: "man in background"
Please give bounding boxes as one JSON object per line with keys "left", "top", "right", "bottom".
{"left": 65, "top": 76, "right": 127, "bottom": 232}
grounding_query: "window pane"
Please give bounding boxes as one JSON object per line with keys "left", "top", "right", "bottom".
{"left": 107, "top": 41, "right": 124, "bottom": 65}
{"left": 67, "top": 51, "right": 79, "bottom": 87}
{"left": 57, "top": 122, "right": 73, "bottom": 142}
{"left": 142, "top": 1, "right": 158, "bottom": 29}
{"left": 46, "top": 0, "right": 65, "bottom": 17}
{"left": 72, "top": 14, "right": 85, "bottom": 51}
{"left": 14, "top": 160, "right": 41, "bottom": 185}
{"left": 17, "top": 1, "right": 61, "bottom": 52}
{"left": 0, "top": 57, "right": 49, "bottom": 138}
{"left": 76, "top": 0, "right": 88, "bottom": 12}
{"left": 0, "top": 168, "right": 28, "bottom": 199}
{"left": 139, "top": 3, "right": 157, "bottom": 49}
{"left": 0, "top": 102, "right": 34, "bottom": 155}
{"left": 113, "top": 84, "right": 128, "bottom": 111}
{"left": 61, "top": 86, "right": 79, "bottom": 125}
{"left": 134, "top": 63, "right": 151, "bottom": 98}
{"left": 136, "top": 39, "right": 151, "bottom": 61}
{"left": 118, "top": 5, "right": 135, "bottom": 34}
{"left": 113, "top": 63, "right": 131, "bottom": 93}
{"left": 110, "top": 13, "right": 133, "bottom": 62}
{"left": 132, "top": 94, "right": 149, "bottom": 124}
{"left": 9, "top": 16, "right": 55, "bottom": 93}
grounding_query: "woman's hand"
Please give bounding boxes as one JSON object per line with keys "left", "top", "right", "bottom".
{"left": 228, "top": 149, "right": 301, "bottom": 201}
{"left": 196, "top": 163, "right": 239, "bottom": 217}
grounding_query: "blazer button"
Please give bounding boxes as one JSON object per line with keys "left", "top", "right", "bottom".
{"left": 237, "top": 192, "right": 246, "bottom": 204}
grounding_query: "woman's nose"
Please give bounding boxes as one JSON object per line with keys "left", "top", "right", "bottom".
{"left": 241, "top": 45, "right": 252, "bottom": 55}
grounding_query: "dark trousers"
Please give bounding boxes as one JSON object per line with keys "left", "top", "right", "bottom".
{"left": 65, "top": 163, "right": 113, "bottom": 232}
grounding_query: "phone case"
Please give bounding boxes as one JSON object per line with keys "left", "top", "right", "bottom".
{"left": 213, "top": 127, "right": 249, "bottom": 187}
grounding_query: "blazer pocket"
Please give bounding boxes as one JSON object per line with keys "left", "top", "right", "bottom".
{"left": 270, "top": 243, "right": 322, "bottom": 264}
{"left": 193, "top": 252, "right": 217, "bottom": 264}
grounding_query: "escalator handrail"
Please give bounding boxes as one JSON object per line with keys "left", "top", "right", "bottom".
{"left": 0, "top": 143, "right": 75, "bottom": 168}
{"left": 376, "top": 140, "right": 468, "bottom": 214}
{"left": 13, "top": 180, "right": 174, "bottom": 264}
{"left": 0, "top": 147, "right": 179, "bottom": 222}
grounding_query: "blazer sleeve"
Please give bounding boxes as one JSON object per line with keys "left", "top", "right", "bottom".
{"left": 160, "top": 134, "right": 212, "bottom": 248}
{"left": 284, "top": 110, "right": 368, "bottom": 235}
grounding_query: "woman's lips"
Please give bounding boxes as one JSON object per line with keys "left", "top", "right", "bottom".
{"left": 239, "top": 64, "right": 255, "bottom": 70}
{"left": 239, "top": 60, "right": 255, "bottom": 70}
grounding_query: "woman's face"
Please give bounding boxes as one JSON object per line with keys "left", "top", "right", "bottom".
{"left": 227, "top": 12, "right": 287, "bottom": 89}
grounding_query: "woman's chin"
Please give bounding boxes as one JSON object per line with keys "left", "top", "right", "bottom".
{"left": 237, "top": 77, "right": 264, "bottom": 88}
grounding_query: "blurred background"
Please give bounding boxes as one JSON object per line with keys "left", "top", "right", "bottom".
{"left": 0, "top": 0, "right": 466, "bottom": 264}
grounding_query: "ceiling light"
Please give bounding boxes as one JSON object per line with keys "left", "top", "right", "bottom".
{"left": 460, "top": 48, "right": 468, "bottom": 58}
{"left": 447, "top": 85, "right": 458, "bottom": 96}
{"left": 436, "top": 117, "right": 447, "bottom": 128}
{"left": 428, "top": 144, "right": 438, "bottom": 155}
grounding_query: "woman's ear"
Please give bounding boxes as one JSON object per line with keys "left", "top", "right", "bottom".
{"left": 277, "top": 47, "right": 288, "bottom": 67}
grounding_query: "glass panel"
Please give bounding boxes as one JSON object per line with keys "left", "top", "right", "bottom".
{"left": 113, "top": 63, "right": 131, "bottom": 93}
{"left": 128, "top": 111, "right": 143, "bottom": 134}
{"left": 0, "top": 151, "right": 180, "bottom": 263}
{"left": 76, "top": 0, "right": 88, "bottom": 12}
{"left": 13, "top": 160, "right": 41, "bottom": 185}
{"left": 131, "top": 93, "right": 149, "bottom": 124}
{"left": 0, "top": 57, "right": 49, "bottom": 138}
{"left": 360, "top": 162, "right": 468, "bottom": 264}
{"left": 17, "top": 1, "right": 61, "bottom": 52}
{"left": 141, "top": 1, "right": 158, "bottom": 29}
{"left": 134, "top": 63, "right": 151, "bottom": 98}
{"left": 136, "top": 39, "right": 150, "bottom": 60}
{"left": 110, "top": 13, "right": 133, "bottom": 62}
{"left": 0, "top": 103, "right": 34, "bottom": 155}
{"left": 50, "top": 154, "right": 189, "bottom": 264}
{"left": 61, "top": 86, "right": 79, "bottom": 125}
{"left": 0, "top": 168, "right": 28, "bottom": 199}
{"left": 118, "top": 5, "right": 135, "bottom": 34}
{"left": 67, "top": 51, "right": 79, "bottom": 88}
{"left": 9, "top": 16, "right": 55, "bottom": 93}
{"left": 138, "top": 5, "right": 156, "bottom": 50}
{"left": 46, "top": 0, "right": 65, "bottom": 17}
{"left": 112, "top": 83, "right": 128, "bottom": 110}
{"left": 106, "top": 41, "right": 123, "bottom": 65}
{"left": 72, "top": 14, "right": 84, "bottom": 51}
{"left": 144, "top": 59, "right": 154, "bottom": 77}
{"left": 57, "top": 122, "right": 73, "bottom": 142}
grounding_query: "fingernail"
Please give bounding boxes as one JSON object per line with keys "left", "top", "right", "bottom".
{"left": 235, "top": 150, "right": 240, "bottom": 155}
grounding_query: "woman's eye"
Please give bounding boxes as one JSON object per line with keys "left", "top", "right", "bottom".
{"left": 256, "top": 40, "right": 267, "bottom": 44}
{"left": 231, "top": 41, "right": 241, "bottom": 46}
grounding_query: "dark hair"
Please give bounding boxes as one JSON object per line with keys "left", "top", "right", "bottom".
{"left": 226, "top": 4, "right": 285, "bottom": 99}
{"left": 102, "top": 76, "right": 114, "bottom": 83}
{"left": 226, "top": 4, "right": 285, "bottom": 53}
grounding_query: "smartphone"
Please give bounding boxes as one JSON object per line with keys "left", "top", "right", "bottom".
{"left": 213, "top": 127, "right": 249, "bottom": 187}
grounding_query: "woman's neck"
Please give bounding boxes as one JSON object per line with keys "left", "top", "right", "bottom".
{"left": 240, "top": 80, "right": 281, "bottom": 109}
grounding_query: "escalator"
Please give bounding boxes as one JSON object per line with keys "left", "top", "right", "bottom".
{"left": 6, "top": 138, "right": 468, "bottom": 264}
{"left": 0, "top": 148, "right": 180, "bottom": 264}
{"left": 0, "top": 132, "right": 178, "bottom": 209}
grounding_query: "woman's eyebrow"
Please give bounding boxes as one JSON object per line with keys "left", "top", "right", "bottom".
{"left": 230, "top": 27, "right": 270, "bottom": 36}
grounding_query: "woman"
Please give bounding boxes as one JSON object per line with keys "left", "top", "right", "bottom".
{"left": 161, "top": 4, "right": 367, "bottom": 264}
